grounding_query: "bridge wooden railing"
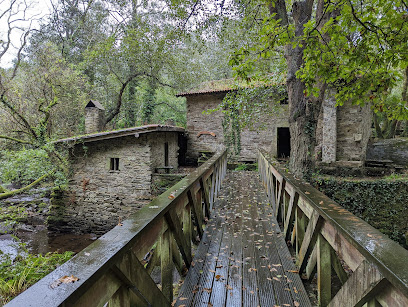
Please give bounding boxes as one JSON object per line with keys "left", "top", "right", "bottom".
{"left": 6, "top": 150, "right": 227, "bottom": 307}
{"left": 258, "top": 149, "right": 408, "bottom": 307}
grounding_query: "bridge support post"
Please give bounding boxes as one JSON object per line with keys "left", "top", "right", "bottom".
{"left": 161, "top": 229, "right": 173, "bottom": 303}
{"left": 318, "top": 234, "right": 331, "bottom": 306}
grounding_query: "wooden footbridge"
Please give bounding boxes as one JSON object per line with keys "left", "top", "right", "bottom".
{"left": 6, "top": 150, "right": 408, "bottom": 306}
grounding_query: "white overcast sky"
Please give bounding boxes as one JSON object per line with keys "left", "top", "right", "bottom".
{"left": 0, "top": 0, "right": 51, "bottom": 67}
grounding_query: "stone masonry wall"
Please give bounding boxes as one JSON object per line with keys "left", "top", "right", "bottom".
{"left": 186, "top": 93, "right": 225, "bottom": 162}
{"left": 52, "top": 135, "right": 152, "bottom": 234}
{"left": 336, "top": 101, "right": 372, "bottom": 161}
{"left": 85, "top": 108, "right": 105, "bottom": 134}
{"left": 148, "top": 132, "right": 179, "bottom": 172}
{"left": 186, "top": 93, "right": 289, "bottom": 162}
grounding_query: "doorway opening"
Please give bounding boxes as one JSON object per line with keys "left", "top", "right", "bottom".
{"left": 277, "top": 127, "right": 291, "bottom": 158}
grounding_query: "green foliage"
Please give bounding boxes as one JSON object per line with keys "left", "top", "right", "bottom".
{"left": 312, "top": 176, "right": 408, "bottom": 249}
{"left": 234, "top": 162, "right": 258, "bottom": 171}
{"left": 0, "top": 206, "right": 27, "bottom": 229}
{"left": 298, "top": 1, "right": 408, "bottom": 116}
{"left": 0, "top": 246, "right": 73, "bottom": 304}
{"left": 0, "top": 149, "right": 66, "bottom": 186}
{"left": 217, "top": 84, "right": 286, "bottom": 155}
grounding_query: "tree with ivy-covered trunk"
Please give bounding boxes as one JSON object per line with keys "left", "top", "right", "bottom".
{"left": 227, "top": 0, "right": 408, "bottom": 178}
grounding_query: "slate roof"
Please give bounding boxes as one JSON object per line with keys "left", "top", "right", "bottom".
{"left": 54, "top": 124, "right": 185, "bottom": 144}
{"left": 85, "top": 100, "right": 105, "bottom": 110}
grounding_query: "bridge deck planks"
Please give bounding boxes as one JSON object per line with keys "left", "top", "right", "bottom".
{"left": 175, "top": 171, "right": 311, "bottom": 307}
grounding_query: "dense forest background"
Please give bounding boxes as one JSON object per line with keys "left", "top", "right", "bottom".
{"left": 1, "top": 0, "right": 408, "bottom": 191}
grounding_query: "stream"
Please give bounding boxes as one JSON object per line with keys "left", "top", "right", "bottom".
{"left": 0, "top": 188, "right": 96, "bottom": 259}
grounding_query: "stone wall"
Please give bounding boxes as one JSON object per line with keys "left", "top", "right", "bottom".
{"left": 366, "top": 138, "right": 408, "bottom": 166}
{"left": 186, "top": 93, "right": 225, "bottom": 163}
{"left": 186, "top": 93, "right": 289, "bottom": 162}
{"left": 49, "top": 132, "right": 180, "bottom": 234}
{"left": 316, "top": 98, "right": 372, "bottom": 164}
{"left": 148, "top": 132, "right": 179, "bottom": 172}
{"left": 85, "top": 107, "right": 105, "bottom": 134}
{"left": 336, "top": 101, "right": 372, "bottom": 161}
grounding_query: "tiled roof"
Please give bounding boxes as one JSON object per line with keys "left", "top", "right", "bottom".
{"left": 177, "top": 77, "right": 284, "bottom": 97}
{"left": 54, "top": 124, "right": 185, "bottom": 144}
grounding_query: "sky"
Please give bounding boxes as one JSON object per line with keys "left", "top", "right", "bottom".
{"left": 0, "top": 0, "right": 51, "bottom": 67}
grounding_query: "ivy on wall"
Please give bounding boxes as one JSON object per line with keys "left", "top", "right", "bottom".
{"left": 219, "top": 85, "right": 287, "bottom": 156}
{"left": 312, "top": 177, "right": 408, "bottom": 249}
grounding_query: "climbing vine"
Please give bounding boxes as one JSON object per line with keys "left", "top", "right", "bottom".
{"left": 218, "top": 84, "right": 287, "bottom": 156}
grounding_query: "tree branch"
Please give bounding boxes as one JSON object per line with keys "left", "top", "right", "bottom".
{"left": 0, "top": 169, "right": 56, "bottom": 200}
{"left": 0, "top": 135, "right": 33, "bottom": 145}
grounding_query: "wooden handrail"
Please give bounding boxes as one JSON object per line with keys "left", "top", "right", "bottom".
{"left": 257, "top": 149, "right": 408, "bottom": 307}
{"left": 6, "top": 149, "right": 228, "bottom": 307}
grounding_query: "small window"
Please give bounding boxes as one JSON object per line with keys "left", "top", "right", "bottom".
{"left": 110, "top": 158, "right": 120, "bottom": 171}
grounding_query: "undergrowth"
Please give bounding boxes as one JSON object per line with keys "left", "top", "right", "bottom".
{"left": 0, "top": 243, "right": 73, "bottom": 305}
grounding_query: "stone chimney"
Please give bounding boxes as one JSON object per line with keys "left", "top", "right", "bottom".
{"left": 85, "top": 100, "right": 105, "bottom": 134}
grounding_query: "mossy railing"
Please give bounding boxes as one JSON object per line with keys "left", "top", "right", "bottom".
{"left": 258, "top": 149, "right": 408, "bottom": 307}
{"left": 6, "top": 149, "right": 227, "bottom": 307}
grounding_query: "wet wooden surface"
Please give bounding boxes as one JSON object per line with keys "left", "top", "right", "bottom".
{"left": 175, "top": 171, "right": 311, "bottom": 307}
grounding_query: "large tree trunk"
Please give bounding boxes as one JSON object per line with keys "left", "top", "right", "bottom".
{"left": 285, "top": 0, "right": 317, "bottom": 178}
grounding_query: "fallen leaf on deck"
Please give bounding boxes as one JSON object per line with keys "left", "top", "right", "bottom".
{"left": 59, "top": 275, "right": 79, "bottom": 283}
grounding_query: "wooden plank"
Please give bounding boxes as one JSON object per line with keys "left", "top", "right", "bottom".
{"left": 171, "top": 238, "right": 183, "bottom": 276}
{"left": 192, "top": 208, "right": 225, "bottom": 306}
{"left": 208, "top": 209, "right": 231, "bottom": 307}
{"left": 248, "top": 187, "right": 278, "bottom": 307}
{"left": 146, "top": 244, "right": 160, "bottom": 275}
{"left": 161, "top": 229, "right": 173, "bottom": 303}
{"left": 210, "top": 168, "right": 216, "bottom": 209}
{"left": 284, "top": 192, "right": 299, "bottom": 241}
{"left": 174, "top": 216, "right": 222, "bottom": 307}
{"left": 328, "top": 260, "right": 386, "bottom": 307}
{"left": 119, "top": 251, "right": 169, "bottom": 307}
{"left": 188, "top": 189, "right": 203, "bottom": 238}
{"left": 297, "top": 210, "right": 323, "bottom": 274}
{"left": 200, "top": 177, "right": 211, "bottom": 219}
{"left": 375, "top": 283, "right": 408, "bottom": 307}
{"left": 108, "top": 286, "right": 130, "bottom": 307}
{"left": 258, "top": 184, "right": 312, "bottom": 307}
{"left": 182, "top": 203, "right": 192, "bottom": 254}
{"left": 317, "top": 234, "right": 331, "bottom": 306}
{"left": 305, "top": 245, "right": 317, "bottom": 280}
{"left": 320, "top": 221, "right": 365, "bottom": 272}
{"left": 165, "top": 209, "right": 192, "bottom": 267}
{"left": 73, "top": 271, "right": 122, "bottom": 307}
{"left": 275, "top": 179, "right": 286, "bottom": 217}
{"left": 253, "top": 198, "right": 292, "bottom": 306}
{"left": 226, "top": 186, "right": 243, "bottom": 307}
{"left": 330, "top": 248, "right": 348, "bottom": 285}
{"left": 110, "top": 265, "right": 146, "bottom": 306}
{"left": 241, "top": 195, "right": 260, "bottom": 307}
{"left": 296, "top": 209, "right": 307, "bottom": 254}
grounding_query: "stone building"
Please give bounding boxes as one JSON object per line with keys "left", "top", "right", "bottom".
{"left": 84, "top": 100, "right": 105, "bottom": 134}
{"left": 50, "top": 124, "right": 185, "bottom": 234}
{"left": 315, "top": 96, "right": 372, "bottom": 167}
{"left": 178, "top": 81, "right": 372, "bottom": 167}
{"left": 178, "top": 85, "right": 290, "bottom": 163}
